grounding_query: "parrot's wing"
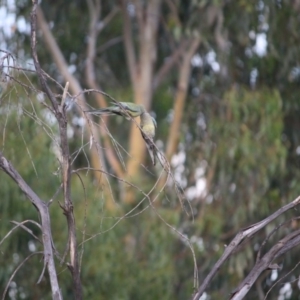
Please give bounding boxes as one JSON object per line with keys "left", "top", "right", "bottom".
{"left": 119, "top": 102, "right": 142, "bottom": 113}
{"left": 151, "top": 117, "right": 157, "bottom": 128}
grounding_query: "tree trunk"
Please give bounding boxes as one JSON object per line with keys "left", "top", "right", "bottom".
{"left": 122, "top": 0, "right": 161, "bottom": 203}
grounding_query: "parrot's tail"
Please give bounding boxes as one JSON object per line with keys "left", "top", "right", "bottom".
{"left": 145, "top": 139, "right": 156, "bottom": 166}
{"left": 85, "top": 108, "right": 117, "bottom": 116}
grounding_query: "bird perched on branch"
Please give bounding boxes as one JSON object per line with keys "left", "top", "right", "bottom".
{"left": 140, "top": 111, "right": 157, "bottom": 166}
{"left": 86, "top": 102, "right": 157, "bottom": 165}
{"left": 85, "top": 102, "right": 145, "bottom": 120}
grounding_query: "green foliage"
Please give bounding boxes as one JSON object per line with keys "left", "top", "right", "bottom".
{"left": 222, "top": 88, "right": 283, "bottom": 212}
{"left": 0, "top": 87, "right": 195, "bottom": 299}
{"left": 2, "top": 0, "right": 300, "bottom": 298}
{"left": 211, "top": 87, "right": 285, "bottom": 211}
{"left": 189, "top": 86, "right": 286, "bottom": 224}
{"left": 80, "top": 213, "right": 179, "bottom": 300}
{"left": 0, "top": 89, "right": 60, "bottom": 297}
{"left": 184, "top": 86, "right": 287, "bottom": 296}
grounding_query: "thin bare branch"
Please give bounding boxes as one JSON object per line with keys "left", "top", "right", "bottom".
{"left": 97, "top": 36, "right": 123, "bottom": 53}
{"left": 60, "top": 81, "right": 69, "bottom": 112}
{"left": 0, "top": 220, "right": 41, "bottom": 247}
{"left": 264, "top": 260, "right": 300, "bottom": 300}
{"left": 31, "top": 4, "right": 59, "bottom": 114}
{"left": 192, "top": 195, "right": 300, "bottom": 300}
{"left": 230, "top": 230, "right": 300, "bottom": 300}
{"left": 98, "top": 5, "right": 119, "bottom": 33}
{"left": 2, "top": 252, "right": 43, "bottom": 300}
{"left": 73, "top": 171, "right": 88, "bottom": 273}
{"left": 121, "top": 0, "right": 137, "bottom": 87}
{"left": 32, "top": 2, "right": 82, "bottom": 298}
{"left": 36, "top": 3, "right": 108, "bottom": 180}
{"left": 256, "top": 216, "right": 300, "bottom": 263}
{"left": 0, "top": 151, "right": 62, "bottom": 299}
{"left": 153, "top": 39, "right": 189, "bottom": 90}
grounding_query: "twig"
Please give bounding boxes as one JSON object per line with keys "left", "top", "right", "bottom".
{"left": 230, "top": 229, "right": 300, "bottom": 300}
{"left": 192, "top": 195, "right": 300, "bottom": 300}
{"left": 264, "top": 260, "right": 300, "bottom": 300}
{"left": 0, "top": 220, "right": 42, "bottom": 247}
{"left": 0, "top": 151, "right": 62, "bottom": 299}
{"left": 60, "top": 81, "right": 69, "bottom": 112}
{"left": 31, "top": 1, "right": 82, "bottom": 298}
{"left": 1, "top": 252, "right": 43, "bottom": 300}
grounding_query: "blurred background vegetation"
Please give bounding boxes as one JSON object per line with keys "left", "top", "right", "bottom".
{"left": 1, "top": 0, "right": 300, "bottom": 299}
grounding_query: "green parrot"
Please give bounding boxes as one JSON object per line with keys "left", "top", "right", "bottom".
{"left": 140, "top": 111, "right": 157, "bottom": 166}
{"left": 85, "top": 102, "right": 145, "bottom": 120}
{"left": 87, "top": 102, "right": 157, "bottom": 165}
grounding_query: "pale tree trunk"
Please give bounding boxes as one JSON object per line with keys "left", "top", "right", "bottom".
{"left": 155, "top": 38, "right": 201, "bottom": 200}
{"left": 166, "top": 37, "right": 201, "bottom": 160}
{"left": 36, "top": 6, "right": 105, "bottom": 175}
{"left": 32, "top": 2, "right": 82, "bottom": 297}
{"left": 36, "top": 6, "right": 119, "bottom": 211}
{"left": 121, "top": 0, "right": 161, "bottom": 203}
{"left": 85, "top": 0, "right": 124, "bottom": 180}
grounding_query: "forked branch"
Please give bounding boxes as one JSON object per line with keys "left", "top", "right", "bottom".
{"left": 192, "top": 196, "right": 300, "bottom": 300}
{"left": 31, "top": 1, "right": 82, "bottom": 298}
{"left": 0, "top": 152, "right": 62, "bottom": 300}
